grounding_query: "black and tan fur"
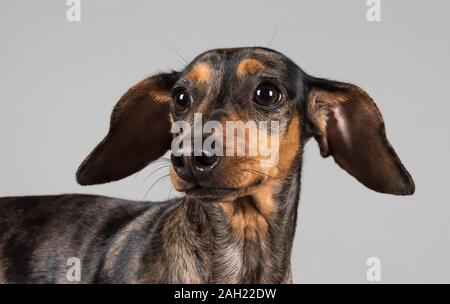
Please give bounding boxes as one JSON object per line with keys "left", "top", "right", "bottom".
{"left": 0, "top": 47, "right": 415, "bottom": 283}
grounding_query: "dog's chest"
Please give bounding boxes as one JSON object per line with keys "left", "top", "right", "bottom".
{"left": 137, "top": 201, "right": 286, "bottom": 283}
{"left": 158, "top": 234, "right": 271, "bottom": 284}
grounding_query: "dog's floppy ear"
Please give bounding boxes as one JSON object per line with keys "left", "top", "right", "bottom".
{"left": 76, "top": 71, "right": 179, "bottom": 185}
{"left": 306, "top": 75, "right": 415, "bottom": 195}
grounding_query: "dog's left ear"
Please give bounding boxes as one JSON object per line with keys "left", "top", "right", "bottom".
{"left": 76, "top": 71, "right": 179, "bottom": 185}
{"left": 306, "top": 75, "right": 415, "bottom": 195}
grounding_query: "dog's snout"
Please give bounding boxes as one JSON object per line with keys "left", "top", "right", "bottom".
{"left": 171, "top": 149, "right": 221, "bottom": 184}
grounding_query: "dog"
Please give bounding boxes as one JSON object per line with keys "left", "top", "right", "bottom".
{"left": 0, "top": 47, "right": 415, "bottom": 283}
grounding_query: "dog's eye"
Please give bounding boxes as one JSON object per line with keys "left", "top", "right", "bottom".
{"left": 173, "top": 90, "right": 191, "bottom": 111}
{"left": 253, "top": 83, "right": 282, "bottom": 108}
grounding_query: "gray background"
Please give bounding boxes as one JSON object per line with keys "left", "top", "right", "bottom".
{"left": 1, "top": 0, "right": 449, "bottom": 283}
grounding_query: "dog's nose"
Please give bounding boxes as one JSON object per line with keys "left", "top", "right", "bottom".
{"left": 170, "top": 153, "right": 184, "bottom": 168}
{"left": 170, "top": 150, "right": 220, "bottom": 183}
{"left": 193, "top": 150, "right": 220, "bottom": 171}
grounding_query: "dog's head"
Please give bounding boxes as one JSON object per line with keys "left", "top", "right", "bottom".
{"left": 76, "top": 47, "right": 415, "bottom": 200}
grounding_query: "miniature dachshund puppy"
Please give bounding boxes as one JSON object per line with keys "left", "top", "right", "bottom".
{"left": 0, "top": 47, "right": 415, "bottom": 283}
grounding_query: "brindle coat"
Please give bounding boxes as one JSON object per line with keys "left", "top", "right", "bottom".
{"left": 0, "top": 47, "right": 415, "bottom": 283}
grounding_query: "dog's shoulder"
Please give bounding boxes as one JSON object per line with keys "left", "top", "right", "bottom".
{"left": 0, "top": 193, "right": 178, "bottom": 237}
{"left": 0, "top": 194, "right": 180, "bottom": 283}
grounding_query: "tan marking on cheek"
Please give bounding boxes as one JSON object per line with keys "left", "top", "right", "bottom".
{"left": 170, "top": 167, "right": 187, "bottom": 191}
{"left": 217, "top": 114, "right": 301, "bottom": 242}
{"left": 186, "top": 62, "right": 212, "bottom": 83}
{"left": 220, "top": 116, "right": 301, "bottom": 241}
{"left": 266, "top": 115, "right": 301, "bottom": 180}
{"left": 236, "top": 59, "right": 265, "bottom": 77}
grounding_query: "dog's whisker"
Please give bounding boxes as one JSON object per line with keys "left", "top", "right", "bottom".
{"left": 244, "top": 157, "right": 289, "bottom": 176}
{"left": 166, "top": 181, "right": 179, "bottom": 201}
{"left": 167, "top": 183, "right": 174, "bottom": 200}
{"left": 147, "top": 161, "right": 170, "bottom": 168}
{"left": 170, "top": 56, "right": 187, "bottom": 67}
{"left": 243, "top": 168, "right": 271, "bottom": 179}
{"left": 143, "top": 174, "right": 170, "bottom": 200}
{"left": 161, "top": 39, "right": 189, "bottom": 64}
{"left": 275, "top": 164, "right": 289, "bottom": 175}
{"left": 267, "top": 24, "right": 279, "bottom": 47}
{"left": 141, "top": 165, "right": 171, "bottom": 190}
{"left": 141, "top": 165, "right": 169, "bottom": 189}
{"left": 148, "top": 158, "right": 171, "bottom": 166}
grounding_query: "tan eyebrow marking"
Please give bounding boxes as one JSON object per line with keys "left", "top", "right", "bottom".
{"left": 186, "top": 62, "right": 212, "bottom": 83}
{"left": 236, "top": 59, "right": 265, "bottom": 77}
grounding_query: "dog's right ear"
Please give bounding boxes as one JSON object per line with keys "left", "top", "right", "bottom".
{"left": 76, "top": 71, "right": 179, "bottom": 185}
{"left": 305, "top": 75, "right": 415, "bottom": 195}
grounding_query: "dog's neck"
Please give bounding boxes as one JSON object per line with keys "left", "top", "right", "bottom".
{"left": 186, "top": 162, "right": 302, "bottom": 283}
